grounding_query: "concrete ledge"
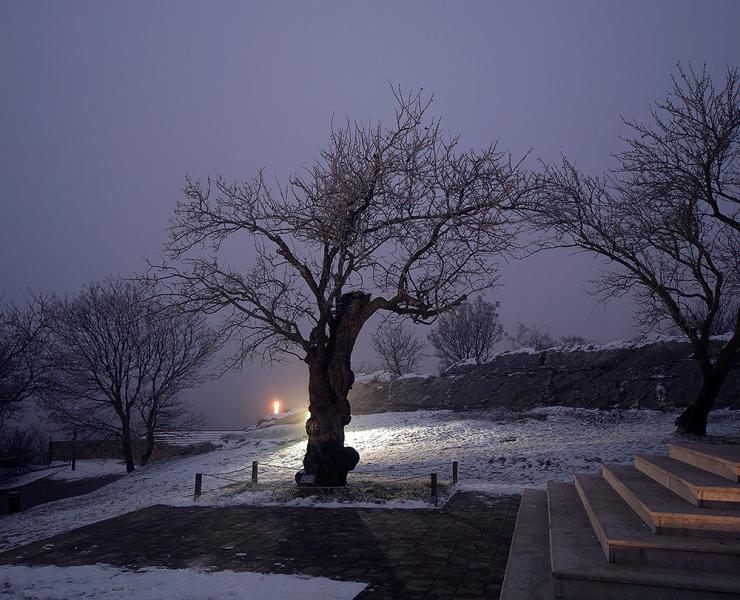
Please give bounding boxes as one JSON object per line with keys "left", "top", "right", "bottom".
{"left": 670, "top": 444, "right": 740, "bottom": 483}
{"left": 636, "top": 454, "right": 740, "bottom": 509}
{"left": 548, "top": 481, "right": 740, "bottom": 599}
{"left": 603, "top": 464, "right": 740, "bottom": 538}
{"left": 500, "top": 488, "right": 554, "bottom": 600}
{"left": 575, "top": 472, "right": 740, "bottom": 572}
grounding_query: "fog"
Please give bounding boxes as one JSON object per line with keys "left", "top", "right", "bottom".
{"left": 2, "top": 1, "right": 739, "bottom": 426}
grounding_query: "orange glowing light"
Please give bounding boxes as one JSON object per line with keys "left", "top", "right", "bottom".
{"left": 273, "top": 400, "right": 281, "bottom": 415}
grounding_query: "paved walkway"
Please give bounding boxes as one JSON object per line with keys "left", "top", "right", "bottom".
{"left": 0, "top": 491, "right": 519, "bottom": 599}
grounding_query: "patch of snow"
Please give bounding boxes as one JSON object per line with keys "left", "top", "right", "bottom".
{"left": 155, "top": 430, "right": 243, "bottom": 446}
{"left": 397, "top": 372, "right": 434, "bottom": 380}
{"left": 0, "top": 464, "right": 68, "bottom": 490}
{"left": 251, "top": 408, "right": 309, "bottom": 430}
{"left": 353, "top": 370, "right": 393, "bottom": 384}
{"left": 0, "top": 563, "right": 366, "bottom": 599}
{"left": 439, "top": 332, "right": 734, "bottom": 372}
{"left": 50, "top": 459, "right": 125, "bottom": 481}
{"left": 354, "top": 371, "right": 433, "bottom": 383}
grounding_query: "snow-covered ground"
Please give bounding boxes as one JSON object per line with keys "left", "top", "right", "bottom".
{"left": 0, "top": 460, "right": 125, "bottom": 490}
{"left": 0, "top": 564, "right": 365, "bottom": 599}
{"left": 1, "top": 407, "right": 738, "bottom": 553}
{"left": 51, "top": 459, "right": 125, "bottom": 481}
{"left": 156, "top": 430, "right": 246, "bottom": 446}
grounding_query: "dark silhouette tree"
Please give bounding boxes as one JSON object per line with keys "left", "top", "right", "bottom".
{"left": 156, "top": 90, "right": 528, "bottom": 485}
{"left": 370, "top": 320, "right": 424, "bottom": 377}
{"left": 531, "top": 65, "right": 739, "bottom": 435}
{"left": 137, "top": 304, "right": 219, "bottom": 466}
{"left": 510, "top": 321, "right": 556, "bottom": 351}
{"left": 428, "top": 297, "right": 504, "bottom": 368}
{"left": 40, "top": 279, "right": 218, "bottom": 472}
{"left": 0, "top": 297, "right": 46, "bottom": 434}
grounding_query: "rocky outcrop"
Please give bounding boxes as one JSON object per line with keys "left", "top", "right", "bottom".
{"left": 349, "top": 340, "right": 740, "bottom": 414}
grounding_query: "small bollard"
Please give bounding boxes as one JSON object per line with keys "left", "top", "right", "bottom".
{"left": 452, "top": 461, "right": 458, "bottom": 485}
{"left": 194, "top": 473, "right": 203, "bottom": 499}
{"left": 8, "top": 491, "right": 21, "bottom": 514}
{"left": 251, "top": 461, "right": 258, "bottom": 483}
{"left": 431, "top": 472, "right": 438, "bottom": 505}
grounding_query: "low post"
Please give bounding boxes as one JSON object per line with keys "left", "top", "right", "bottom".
{"left": 194, "top": 473, "right": 202, "bottom": 499}
{"left": 48, "top": 436, "right": 53, "bottom": 466}
{"left": 251, "top": 461, "right": 258, "bottom": 483}
{"left": 71, "top": 430, "right": 77, "bottom": 471}
{"left": 452, "top": 461, "right": 458, "bottom": 485}
{"left": 431, "top": 472, "right": 438, "bottom": 505}
{"left": 8, "top": 491, "right": 20, "bottom": 514}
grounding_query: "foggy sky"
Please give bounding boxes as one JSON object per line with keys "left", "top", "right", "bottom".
{"left": 2, "top": 1, "right": 739, "bottom": 427}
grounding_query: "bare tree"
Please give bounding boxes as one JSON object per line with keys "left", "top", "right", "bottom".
{"left": 510, "top": 321, "right": 556, "bottom": 351}
{"left": 0, "top": 298, "right": 46, "bottom": 434}
{"left": 138, "top": 305, "right": 220, "bottom": 466}
{"left": 370, "top": 320, "right": 424, "bottom": 377}
{"left": 531, "top": 65, "right": 739, "bottom": 435}
{"left": 40, "top": 279, "right": 218, "bottom": 472}
{"left": 428, "top": 297, "right": 504, "bottom": 368}
{"left": 156, "top": 89, "right": 528, "bottom": 485}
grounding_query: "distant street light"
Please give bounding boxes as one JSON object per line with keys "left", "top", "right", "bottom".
{"left": 273, "top": 400, "right": 281, "bottom": 415}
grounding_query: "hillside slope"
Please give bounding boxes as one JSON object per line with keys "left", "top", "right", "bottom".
{"left": 349, "top": 339, "right": 740, "bottom": 414}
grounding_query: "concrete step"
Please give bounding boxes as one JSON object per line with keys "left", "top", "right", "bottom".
{"left": 575, "top": 472, "right": 740, "bottom": 572}
{"left": 548, "top": 481, "right": 740, "bottom": 599}
{"left": 670, "top": 444, "right": 740, "bottom": 483}
{"left": 603, "top": 464, "right": 740, "bottom": 538}
{"left": 500, "top": 488, "right": 554, "bottom": 600}
{"left": 636, "top": 454, "right": 740, "bottom": 509}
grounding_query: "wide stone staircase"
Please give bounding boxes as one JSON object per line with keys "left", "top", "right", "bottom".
{"left": 500, "top": 443, "right": 740, "bottom": 599}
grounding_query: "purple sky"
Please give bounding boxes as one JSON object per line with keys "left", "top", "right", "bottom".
{"left": 2, "top": 1, "right": 739, "bottom": 426}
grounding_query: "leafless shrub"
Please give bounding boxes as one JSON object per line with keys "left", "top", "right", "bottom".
{"left": 429, "top": 297, "right": 505, "bottom": 368}
{"left": 0, "top": 297, "right": 47, "bottom": 434}
{"left": 371, "top": 320, "right": 425, "bottom": 377}
{"left": 511, "top": 321, "right": 556, "bottom": 351}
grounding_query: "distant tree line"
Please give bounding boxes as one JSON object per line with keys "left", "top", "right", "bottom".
{"left": 370, "top": 298, "right": 593, "bottom": 374}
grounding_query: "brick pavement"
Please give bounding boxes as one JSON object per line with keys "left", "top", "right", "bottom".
{"left": 0, "top": 491, "right": 520, "bottom": 599}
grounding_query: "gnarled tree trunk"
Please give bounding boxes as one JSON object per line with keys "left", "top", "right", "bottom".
{"left": 120, "top": 424, "right": 136, "bottom": 473}
{"left": 674, "top": 370, "right": 728, "bottom": 435}
{"left": 299, "top": 292, "right": 369, "bottom": 486}
{"left": 140, "top": 427, "right": 156, "bottom": 466}
{"left": 675, "top": 340, "right": 737, "bottom": 435}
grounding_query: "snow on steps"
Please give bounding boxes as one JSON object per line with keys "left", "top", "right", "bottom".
{"left": 501, "top": 443, "right": 740, "bottom": 599}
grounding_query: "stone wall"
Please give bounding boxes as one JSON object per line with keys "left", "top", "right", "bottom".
{"left": 348, "top": 340, "right": 740, "bottom": 414}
